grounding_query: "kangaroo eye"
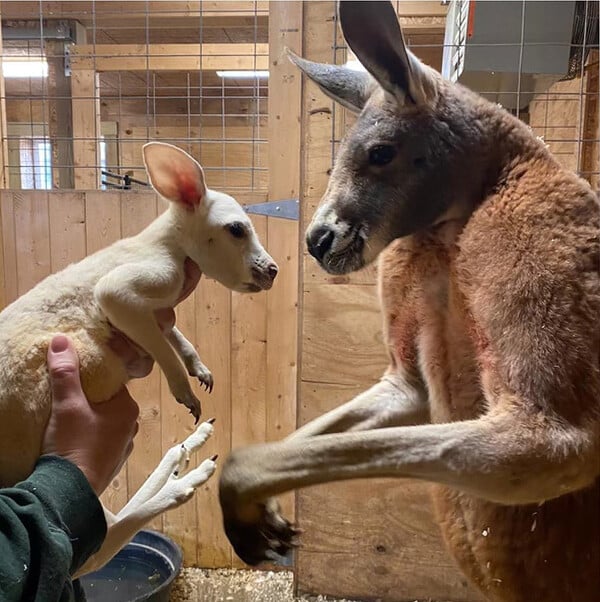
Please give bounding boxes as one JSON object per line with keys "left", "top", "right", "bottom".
{"left": 368, "top": 145, "right": 396, "bottom": 166}
{"left": 227, "top": 222, "right": 246, "bottom": 239}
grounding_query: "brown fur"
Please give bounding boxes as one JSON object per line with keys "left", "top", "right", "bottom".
{"left": 218, "top": 3, "right": 599, "bottom": 599}
{"left": 378, "top": 151, "right": 600, "bottom": 599}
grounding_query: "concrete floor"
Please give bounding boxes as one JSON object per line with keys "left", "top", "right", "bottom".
{"left": 169, "top": 568, "right": 360, "bottom": 602}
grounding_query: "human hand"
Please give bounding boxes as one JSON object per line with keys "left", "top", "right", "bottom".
{"left": 108, "top": 257, "right": 202, "bottom": 378}
{"left": 43, "top": 335, "right": 140, "bottom": 496}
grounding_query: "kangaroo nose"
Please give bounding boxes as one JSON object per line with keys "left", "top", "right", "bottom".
{"left": 307, "top": 226, "right": 334, "bottom": 262}
{"left": 267, "top": 262, "right": 278, "bottom": 280}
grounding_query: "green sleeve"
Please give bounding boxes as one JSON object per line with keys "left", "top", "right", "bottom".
{"left": 0, "top": 455, "right": 107, "bottom": 602}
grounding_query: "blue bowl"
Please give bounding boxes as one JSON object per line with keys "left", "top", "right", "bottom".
{"left": 79, "top": 530, "right": 183, "bottom": 602}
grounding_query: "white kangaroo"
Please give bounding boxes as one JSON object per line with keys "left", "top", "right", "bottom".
{"left": 0, "top": 141, "right": 278, "bottom": 575}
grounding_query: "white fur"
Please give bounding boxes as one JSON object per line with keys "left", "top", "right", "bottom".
{"left": 0, "top": 142, "right": 277, "bottom": 575}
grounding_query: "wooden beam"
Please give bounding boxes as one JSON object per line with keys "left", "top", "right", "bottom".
{"left": 0, "top": 8, "right": 9, "bottom": 189}
{"left": 71, "top": 69, "right": 100, "bottom": 189}
{"left": 72, "top": 43, "right": 269, "bottom": 72}
{"left": 2, "top": 2, "right": 269, "bottom": 21}
{"left": 265, "top": 0, "right": 302, "bottom": 538}
{"left": 5, "top": 99, "right": 46, "bottom": 123}
{"left": 5, "top": 1, "right": 446, "bottom": 21}
{"left": 47, "top": 41, "right": 74, "bottom": 189}
{"left": 581, "top": 50, "right": 599, "bottom": 189}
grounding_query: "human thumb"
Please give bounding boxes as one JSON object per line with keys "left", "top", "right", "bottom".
{"left": 47, "top": 335, "right": 83, "bottom": 402}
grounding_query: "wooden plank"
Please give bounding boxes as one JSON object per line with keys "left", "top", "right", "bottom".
{"left": 48, "top": 193, "right": 86, "bottom": 272}
{"left": 5, "top": 99, "right": 46, "bottom": 124}
{"left": 0, "top": 7, "right": 9, "bottom": 188}
{"left": 297, "top": 3, "right": 339, "bottom": 586}
{"left": 13, "top": 191, "right": 51, "bottom": 296}
{"left": 297, "top": 478, "right": 482, "bottom": 601}
{"left": 0, "top": 191, "right": 17, "bottom": 308}
{"left": 230, "top": 214, "right": 268, "bottom": 567}
{"left": 71, "top": 69, "right": 100, "bottom": 189}
{"left": 47, "top": 41, "right": 75, "bottom": 189}
{"left": 297, "top": 2, "right": 377, "bottom": 288}
{"left": 84, "top": 190, "right": 122, "bottom": 252}
{"left": 581, "top": 50, "right": 599, "bottom": 189}
{"left": 0, "top": 192, "right": 6, "bottom": 310}
{"left": 195, "top": 278, "right": 233, "bottom": 567}
{"left": 72, "top": 44, "right": 269, "bottom": 72}
{"left": 117, "top": 125, "right": 267, "bottom": 191}
{"left": 6, "top": 2, "right": 269, "bottom": 21}
{"left": 4, "top": 0, "right": 445, "bottom": 22}
{"left": 85, "top": 191, "right": 129, "bottom": 513}
{"left": 266, "top": 0, "right": 302, "bottom": 522}
{"left": 302, "top": 283, "right": 386, "bottom": 387}
{"left": 161, "top": 288, "right": 200, "bottom": 564}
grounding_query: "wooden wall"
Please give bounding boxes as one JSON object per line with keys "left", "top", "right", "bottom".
{"left": 116, "top": 125, "right": 267, "bottom": 191}
{"left": 295, "top": 3, "right": 481, "bottom": 602}
{"left": 0, "top": 188, "right": 298, "bottom": 568}
{"left": 529, "top": 52, "right": 600, "bottom": 189}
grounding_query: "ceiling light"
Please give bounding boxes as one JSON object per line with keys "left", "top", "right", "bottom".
{"left": 2, "top": 58, "right": 48, "bottom": 78}
{"left": 216, "top": 70, "right": 269, "bottom": 79}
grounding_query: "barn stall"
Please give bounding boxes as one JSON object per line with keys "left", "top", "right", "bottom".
{"left": 0, "top": 1, "right": 597, "bottom": 601}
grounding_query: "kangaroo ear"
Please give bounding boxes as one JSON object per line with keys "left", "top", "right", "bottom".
{"left": 142, "top": 142, "right": 207, "bottom": 210}
{"left": 287, "top": 48, "right": 373, "bottom": 113}
{"left": 338, "top": 0, "right": 436, "bottom": 105}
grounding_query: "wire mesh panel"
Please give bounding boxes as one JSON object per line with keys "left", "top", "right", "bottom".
{"left": 330, "top": 0, "right": 599, "bottom": 189}
{"left": 0, "top": 1, "right": 269, "bottom": 194}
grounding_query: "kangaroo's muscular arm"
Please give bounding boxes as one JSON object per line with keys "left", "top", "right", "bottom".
{"left": 290, "top": 242, "right": 428, "bottom": 441}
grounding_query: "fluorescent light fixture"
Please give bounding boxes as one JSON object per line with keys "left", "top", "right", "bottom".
{"left": 2, "top": 58, "right": 48, "bottom": 78}
{"left": 216, "top": 70, "right": 269, "bottom": 79}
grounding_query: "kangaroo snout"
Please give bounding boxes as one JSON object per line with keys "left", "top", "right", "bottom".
{"left": 250, "top": 261, "right": 278, "bottom": 291}
{"left": 307, "top": 225, "right": 335, "bottom": 263}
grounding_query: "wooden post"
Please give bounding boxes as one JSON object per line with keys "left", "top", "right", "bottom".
{"left": 71, "top": 69, "right": 100, "bottom": 189}
{"left": 47, "top": 41, "right": 74, "bottom": 189}
{"left": 0, "top": 8, "right": 10, "bottom": 189}
{"left": 581, "top": 50, "right": 599, "bottom": 190}
{"left": 295, "top": 2, "right": 480, "bottom": 601}
{"left": 71, "top": 43, "right": 269, "bottom": 72}
{"left": 266, "top": 0, "right": 302, "bottom": 527}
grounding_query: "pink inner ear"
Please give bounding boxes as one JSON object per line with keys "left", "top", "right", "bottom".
{"left": 176, "top": 169, "right": 203, "bottom": 209}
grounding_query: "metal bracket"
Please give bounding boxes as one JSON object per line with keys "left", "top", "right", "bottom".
{"left": 244, "top": 199, "right": 299, "bottom": 221}
{"left": 64, "top": 43, "right": 72, "bottom": 77}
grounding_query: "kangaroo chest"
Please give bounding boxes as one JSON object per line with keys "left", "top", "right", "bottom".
{"left": 416, "top": 265, "right": 484, "bottom": 423}
{"left": 380, "top": 223, "right": 485, "bottom": 423}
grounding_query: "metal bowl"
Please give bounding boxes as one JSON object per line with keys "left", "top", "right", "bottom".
{"left": 79, "top": 530, "right": 183, "bottom": 602}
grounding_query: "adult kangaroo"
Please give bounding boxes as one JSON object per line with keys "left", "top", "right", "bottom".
{"left": 219, "top": 2, "right": 600, "bottom": 601}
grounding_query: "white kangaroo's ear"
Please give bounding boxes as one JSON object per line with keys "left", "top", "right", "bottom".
{"left": 338, "top": 0, "right": 437, "bottom": 106}
{"left": 287, "top": 48, "right": 373, "bottom": 113}
{"left": 143, "top": 142, "right": 207, "bottom": 210}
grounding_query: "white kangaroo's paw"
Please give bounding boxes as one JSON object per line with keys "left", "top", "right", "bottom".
{"left": 119, "top": 419, "right": 215, "bottom": 517}
{"left": 162, "top": 456, "right": 218, "bottom": 509}
{"left": 174, "top": 418, "right": 215, "bottom": 477}
{"left": 76, "top": 457, "right": 217, "bottom": 579}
